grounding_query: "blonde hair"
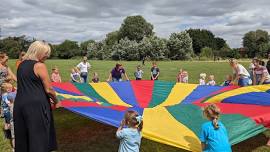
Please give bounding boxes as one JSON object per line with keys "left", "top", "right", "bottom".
{"left": 23, "top": 41, "right": 51, "bottom": 61}
{"left": 203, "top": 104, "right": 220, "bottom": 130}
{"left": 200, "top": 73, "right": 206, "bottom": 79}
{"left": 93, "top": 72, "right": 98, "bottom": 77}
{"left": 124, "top": 110, "right": 143, "bottom": 131}
{"left": 229, "top": 58, "right": 238, "bottom": 64}
{"left": 1, "top": 82, "right": 12, "bottom": 93}
{"left": 209, "top": 75, "right": 214, "bottom": 79}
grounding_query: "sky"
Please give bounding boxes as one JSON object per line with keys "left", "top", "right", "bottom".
{"left": 1, "top": 0, "right": 270, "bottom": 48}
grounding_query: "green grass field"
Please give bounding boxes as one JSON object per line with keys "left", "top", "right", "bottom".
{"left": 1, "top": 59, "right": 270, "bottom": 152}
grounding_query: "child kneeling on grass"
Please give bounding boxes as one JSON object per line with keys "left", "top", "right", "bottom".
{"left": 116, "top": 110, "right": 143, "bottom": 152}
{"left": 200, "top": 104, "right": 231, "bottom": 152}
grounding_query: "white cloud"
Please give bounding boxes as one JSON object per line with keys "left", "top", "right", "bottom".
{"left": 0, "top": 0, "right": 270, "bottom": 47}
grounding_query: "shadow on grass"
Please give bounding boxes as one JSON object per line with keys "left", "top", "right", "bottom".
{"left": 54, "top": 108, "right": 270, "bottom": 152}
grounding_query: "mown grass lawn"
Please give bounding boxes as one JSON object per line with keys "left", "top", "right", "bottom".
{"left": 1, "top": 59, "right": 269, "bottom": 152}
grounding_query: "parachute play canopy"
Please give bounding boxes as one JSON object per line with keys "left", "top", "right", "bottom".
{"left": 52, "top": 81, "right": 270, "bottom": 152}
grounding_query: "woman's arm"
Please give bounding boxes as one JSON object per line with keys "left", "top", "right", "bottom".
{"left": 34, "top": 63, "right": 59, "bottom": 105}
{"left": 151, "top": 72, "right": 154, "bottom": 80}
{"left": 253, "top": 71, "right": 257, "bottom": 85}
{"left": 124, "top": 73, "right": 129, "bottom": 81}
{"left": 155, "top": 72, "right": 160, "bottom": 79}
{"left": 107, "top": 73, "right": 112, "bottom": 82}
{"left": 8, "top": 67, "right": 17, "bottom": 82}
{"left": 259, "top": 76, "right": 266, "bottom": 85}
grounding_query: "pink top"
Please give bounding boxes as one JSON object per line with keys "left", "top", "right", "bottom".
{"left": 51, "top": 73, "right": 62, "bottom": 83}
{"left": 177, "top": 73, "right": 184, "bottom": 82}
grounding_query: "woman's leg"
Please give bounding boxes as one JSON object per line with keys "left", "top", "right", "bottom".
{"left": 14, "top": 107, "right": 28, "bottom": 152}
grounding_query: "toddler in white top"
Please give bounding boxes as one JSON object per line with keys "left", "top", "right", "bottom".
{"left": 199, "top": 73, "right": 207, "bottom": 85}
{"left": 207, "top": 75, "right": 216, "bottom": 86}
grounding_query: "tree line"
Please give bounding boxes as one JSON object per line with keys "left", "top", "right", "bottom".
{"left": 1, "top": 15, "right": 270, "bottom": 60}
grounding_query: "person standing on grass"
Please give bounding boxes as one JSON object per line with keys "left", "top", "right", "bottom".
{"left": 14, "top": 41, "right": 59, "bottom": 152}
{"left": 200, "top": 104, "right": 231, "bottom": 152}
{"left": 107, "top": 63, "right": 129, "bottom": 82}
{"left": 229, "top": 58, "right": 251, "bottom": 87}
{"left": 77, "top": 56, "right": 91, "bottom": 83}
{"left": 253, "top": 59, "right": 270, "bottom": 85}
{"left": 151, "top": 62, "right": 160, "bottom": 80}
{"left": 134, "top": 65, "right": 143, "bottom": 80}
{"left": 116, "top": 110, "right": 143, "bottom": 152}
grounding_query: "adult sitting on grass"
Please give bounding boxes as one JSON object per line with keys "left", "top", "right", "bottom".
{"left": 253, "top": 59, "right": 270, "bottom": 85}
{"left": 77, "top": 56, "right": 91, "bottom": 83}
{"left": 229, "top": 58, "right": 251, "bottom": 87}
{"left": 14, "top": 41, "right": 60, "bottom": 152}
{"left": 107, "top": 63, "right": 129, "bottom": 82}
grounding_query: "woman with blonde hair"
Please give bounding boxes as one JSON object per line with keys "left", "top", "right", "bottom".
{"left": 229, "top": 58, "right": 251, "bottom": 87}
{"left": 14, "top": 41, "right": 59, "bottom": 152}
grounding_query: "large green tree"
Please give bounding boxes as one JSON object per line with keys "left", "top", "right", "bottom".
{"left": 118, "top": 15, "right": 154, "bottom": 42}
{"left": 243, "top": 29, "right": 270, "bottom": 57}
{"left": 138, "top": 36, "right": 168, "bottom": 60}
{"left": 80, "top": 39, "right": 95, "bottom": 55}
{"left": 0, "top": 36, "right": 34, "bottom": 58}
{"left": 186, "top": 29, "right": 226, "bottom": 54}
{"left": 87, "top": 41, "right": 109, "bottom": 60}
{"left": 105, "top": 31, "right": 119, "bottom": 47}
{"left": 167, "top": 31, "right": 193, "bottom": 60}
{"left": 56, "top": 40, "right": 80, "bottom": 59}
{"left": 111, "top": 38, "right": 140, "bottom": 61}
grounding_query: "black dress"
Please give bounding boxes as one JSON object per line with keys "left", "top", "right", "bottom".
{"left": 14, "top": 60, "right": 57, "bottom": 152}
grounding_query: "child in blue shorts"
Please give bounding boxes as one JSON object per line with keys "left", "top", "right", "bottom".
{"left": 200, "top": 104, "right": 232, "bottom": 152}
{"left": 116, "top": 110, "right": 143, "bottom": 152}
{"left": 1, "top": 83, "right": 13, "bottom": 138}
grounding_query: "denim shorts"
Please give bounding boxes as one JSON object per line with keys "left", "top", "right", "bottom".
{"left": 238, "top": 77, "right": 251, "bottom": 87}
{"left": 112, "top": 78, "right": 122, "bottom": 82}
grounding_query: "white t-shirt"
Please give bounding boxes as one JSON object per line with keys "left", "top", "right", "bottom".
{"left": 233, "top": 64, "right": 250, "bottom": 78}
{"left": 182, "top": 76, "right": 188, "bottom": 83}
{"left": 77, "top": 62, "right": 91, "bottom": 73}
{"left": 207, "top": 80, "right": 216, "bottom": 86}
{"left": 199, "top": 79, "right": 205, "bottom": 85}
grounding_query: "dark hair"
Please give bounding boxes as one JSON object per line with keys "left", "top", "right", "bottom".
{"left": 260, "top": 60, "right": 265, "bottom": 66}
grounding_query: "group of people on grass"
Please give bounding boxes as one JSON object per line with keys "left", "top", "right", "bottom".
{"left": 51, "top": 54, "right": 270, "bottom": 90}
{"left": 1, "top": 40, "right": 270, "bottom": 152}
